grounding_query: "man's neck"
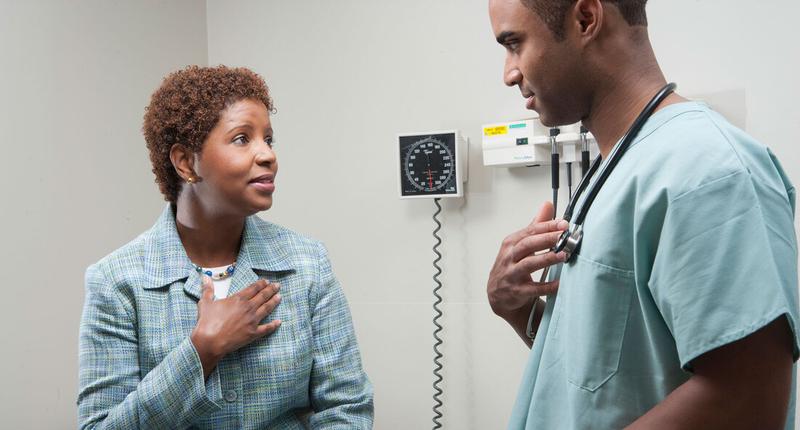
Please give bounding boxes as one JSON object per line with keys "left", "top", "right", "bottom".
{"left": 581, "top": 37, "right": 685, "bottom": 158}
{"left": 174, "top": 196, "right": 245, "bottom": 268}
{"left": 583, "top": 70, "right": 667, "bottom": 158}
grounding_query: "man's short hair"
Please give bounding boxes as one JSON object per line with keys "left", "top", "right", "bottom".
{"left": 521, "top": 0, "right": 648, "bottom": 40}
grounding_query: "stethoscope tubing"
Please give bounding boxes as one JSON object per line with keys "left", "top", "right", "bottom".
{"left": 553, "top": 82, "right": 677, "bottom": 261}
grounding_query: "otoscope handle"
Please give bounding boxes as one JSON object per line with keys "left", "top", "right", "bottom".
{"left": 581, "top": 151, "right": 590, "bottom": 176}
{"left": 551, "top": 153, "right": 559, "bottom": 190}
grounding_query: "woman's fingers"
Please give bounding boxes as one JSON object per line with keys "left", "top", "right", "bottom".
{"left": 237, "top": 279, "right": 270, "bottom": 300}
{"left": 255, "top": 319, "right": 282, "bottom": 337}
{"left": 250, "top": 282, "right": 280, "bottom": 307}
{"left": 255, "top": 292, "right": 281, "bottom": 321}
{"left": 200, "top": 276, "right": 214, "bottom": 304}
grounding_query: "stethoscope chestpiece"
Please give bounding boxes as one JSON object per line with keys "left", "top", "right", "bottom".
{"left": 554, "top": 223, "right": 583, "bottom": 263}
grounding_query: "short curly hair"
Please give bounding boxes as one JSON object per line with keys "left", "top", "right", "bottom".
{"left": 142, "top": 65, "right": 275, "bottom": 202}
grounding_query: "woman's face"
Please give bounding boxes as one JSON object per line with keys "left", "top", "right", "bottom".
{"left": 192, "top": 98, "right": 277, "bottom": 217}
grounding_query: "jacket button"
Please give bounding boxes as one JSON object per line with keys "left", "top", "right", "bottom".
{"left": 224, "top": 390, "right": 238, "bottom": 402}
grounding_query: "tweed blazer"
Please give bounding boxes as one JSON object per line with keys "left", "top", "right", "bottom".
{"left": 78, "top": 206, "right": 373, "bottom": 429}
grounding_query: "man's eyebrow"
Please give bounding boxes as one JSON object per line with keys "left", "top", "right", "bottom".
{"left": 496, "top": 31, "right": 515, "bottom": 45}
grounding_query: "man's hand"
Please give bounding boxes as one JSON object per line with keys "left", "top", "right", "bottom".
{"left": 191, "top": 278, "right": 283, "bottom": 378}
{"left": 487, "top": 201, "right": 568, "bottom": 342}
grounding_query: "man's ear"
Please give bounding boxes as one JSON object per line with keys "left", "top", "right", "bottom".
{"left": 169, "top": 144, "right": 196, "bottom": 182}
{"left": 570, "top": 0, "right": 603, "bottom": 44}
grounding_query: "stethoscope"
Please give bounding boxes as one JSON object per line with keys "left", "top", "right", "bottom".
{"left": 550, "top": 82, "right": 677, "bottom": 268}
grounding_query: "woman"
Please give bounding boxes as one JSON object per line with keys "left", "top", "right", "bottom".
{"left": 78, "top": 66, "right": 373, "bottom": 429}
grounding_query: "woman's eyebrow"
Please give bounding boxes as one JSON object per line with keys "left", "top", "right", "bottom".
{"left": 225, "top": 123, "right": 253, "bottom": 134}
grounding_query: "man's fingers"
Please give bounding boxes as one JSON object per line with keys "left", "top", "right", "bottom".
{"left": 503, "top": 216, "right": 568, "bottom": 248}
{"left": 533, "top": 200, "right": 555, "bottom": 224}
{"left": 255, "top": 319, "right": 282, "bottom": 337}
{"left": 535, "top": 280, "right": 560, "bottom": 296}
{"left": 513, "top": 251, "right": 567, "bottom": 277}
{"left": 525, "top": 218, "right": 569, "bottom": 236}
{"left": 512, "top": 230, "right": 565, "bottom": 262}
{"left": 255, "top": 292, "right": 281, "bottom": 320}
{"left": 237, "top": 279, "right": 270, "bottom": 300}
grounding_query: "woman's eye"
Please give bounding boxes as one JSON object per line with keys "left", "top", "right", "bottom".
{"left": 265, "top": 136, "right": 274, "bottom": 147}
{"left": 232, "top": 134, "right": 248, "bottom": 145}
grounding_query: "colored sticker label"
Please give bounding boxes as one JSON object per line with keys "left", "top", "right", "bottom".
{"left": 483, "top": 125, "right": 508, "bottom": 136}
{"left": 509, "top": 123, "right": 527, "bottom": 129}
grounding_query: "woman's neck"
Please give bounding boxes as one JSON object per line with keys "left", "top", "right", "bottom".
{"left": 173, "top": 198, "right": 245, "bottom": 268}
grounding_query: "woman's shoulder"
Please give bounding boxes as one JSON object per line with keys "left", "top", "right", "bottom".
{"left": 85, "top": 226, "right": 157, "bottom": 293}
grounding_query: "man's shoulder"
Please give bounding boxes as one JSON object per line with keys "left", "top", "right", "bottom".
{"left": 630, "top": 102, "right": 781, "bottom": 200}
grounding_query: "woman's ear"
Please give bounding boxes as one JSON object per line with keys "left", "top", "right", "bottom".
{"left": 169, "top": 144, "right": 197, "bottom": 182}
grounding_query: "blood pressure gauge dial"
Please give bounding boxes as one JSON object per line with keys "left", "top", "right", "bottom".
{"left": 398, "top": 132, "right": 462, "bottom": 198}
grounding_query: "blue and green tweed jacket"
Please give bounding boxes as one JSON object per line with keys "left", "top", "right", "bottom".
{"left": 78, "top": 206, "right": 373, "bottom": 429}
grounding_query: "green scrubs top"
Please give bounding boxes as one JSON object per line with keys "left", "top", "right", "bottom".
{"left": 509, "top": 102, "right": 799, "bottom": 429}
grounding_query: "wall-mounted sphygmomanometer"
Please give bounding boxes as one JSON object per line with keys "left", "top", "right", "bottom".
{"left": 398, "top": 130, "right": 468, "bottom": 198}
{"left": 397, "top": 130, "right": 468, "bottom": 430}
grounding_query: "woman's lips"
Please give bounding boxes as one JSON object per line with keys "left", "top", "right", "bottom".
{"left": 249, "top": 181, "right": 275, "bottom": 193}
{"left": 249, "top": 175, "right": 275, "bottom": 193}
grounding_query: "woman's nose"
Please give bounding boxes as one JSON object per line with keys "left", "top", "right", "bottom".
{"left": 255, "top": 145, "right": 276, "bottom": 165}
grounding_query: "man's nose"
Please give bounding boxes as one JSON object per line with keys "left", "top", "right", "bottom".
{"left": 504, "top": 66, "right": 522, "bottom": 87}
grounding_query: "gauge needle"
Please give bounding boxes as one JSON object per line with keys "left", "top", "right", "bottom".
{"left": 427, "top": 169, "right": 433, "bottom": 189}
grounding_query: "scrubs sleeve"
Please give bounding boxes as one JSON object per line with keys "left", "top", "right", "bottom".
{"left": 648, "top": 169, "right": 800, "bottom": 370}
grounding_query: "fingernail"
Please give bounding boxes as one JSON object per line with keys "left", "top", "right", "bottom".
{"left": 274, "top": 283, "right": 281, "bottom": 291}
{"left": 557, "top": 220, "right": 569, "bottom": 229}
{"left": 202, "top": 275, "right": 212, "bottom": 284}
{"left": 275, "top": 293, "right": 281, "bottom": 301}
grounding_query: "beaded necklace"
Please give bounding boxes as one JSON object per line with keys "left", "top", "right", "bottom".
{"left": 194, "top": 262, "right": 236, "bottom": 281}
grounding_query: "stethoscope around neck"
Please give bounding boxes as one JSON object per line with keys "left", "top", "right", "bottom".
{"left": 552, "top": 82, "right": 677, "bottom": 263}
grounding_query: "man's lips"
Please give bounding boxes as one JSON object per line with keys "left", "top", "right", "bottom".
{"left": 525, "top": 94, "right": 536, "bottom": 110}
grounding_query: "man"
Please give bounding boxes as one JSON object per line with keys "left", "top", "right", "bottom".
{"left": 486, "top": 0, "right": 799, "bottom": 428}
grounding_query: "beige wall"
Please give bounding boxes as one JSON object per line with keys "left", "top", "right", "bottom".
{"left": 1, "top": 0, "right": 798, "bottom": 428}
{"left": 0, "top": 1, "right": 208, "bottom": 427}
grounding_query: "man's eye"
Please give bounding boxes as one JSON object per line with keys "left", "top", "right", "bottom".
{"left": 232, "top": 134, "right": 248, "bottom": 145}
{"left": 506, "top": 41, "right": 519, "bottom": 52}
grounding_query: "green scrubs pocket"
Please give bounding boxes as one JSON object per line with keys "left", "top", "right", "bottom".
{"left": 561, "top": 254, "right": 635, "bottom": 392}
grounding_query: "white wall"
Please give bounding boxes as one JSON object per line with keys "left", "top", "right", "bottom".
{"left": 1, "top": 0, "right": 797, "bottom": 428}
{"left": 0, "top": 1, "right": 208, "bottom": 427}
{"left": 206, "top": 0, "right": 800, "bottom": 429}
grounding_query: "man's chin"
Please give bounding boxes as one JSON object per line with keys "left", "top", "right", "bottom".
{"left": 537, "top": 109, "right": 578, "bottom": 128}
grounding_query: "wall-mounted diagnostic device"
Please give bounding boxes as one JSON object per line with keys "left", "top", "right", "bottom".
{"left": 481, "top": 119, "right": 598, "bottom": 168}
{"left": 397, "top": 130, "right": 468, "bottom": 429}
{"left": 398, "top": 130, "right": 468, "bottom": 199}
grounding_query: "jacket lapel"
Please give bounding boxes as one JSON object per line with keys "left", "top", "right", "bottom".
{"left": 141, "top": 206, "right": 295, "bottom": 299}
{"left": 228, "top": 215, "right": 295, "bottom": 296}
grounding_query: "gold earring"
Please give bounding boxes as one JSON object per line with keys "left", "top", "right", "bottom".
{"left": 186, "top": 176, "right": 195, "bottom": 184}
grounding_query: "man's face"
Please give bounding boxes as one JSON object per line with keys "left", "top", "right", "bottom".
{"left": 489, "top": 0, "right": 587, "bottom": 126}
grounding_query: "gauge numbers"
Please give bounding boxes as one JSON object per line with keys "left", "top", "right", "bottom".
{"left": 399, "top": 132, "right": 459, "bottom": 198}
